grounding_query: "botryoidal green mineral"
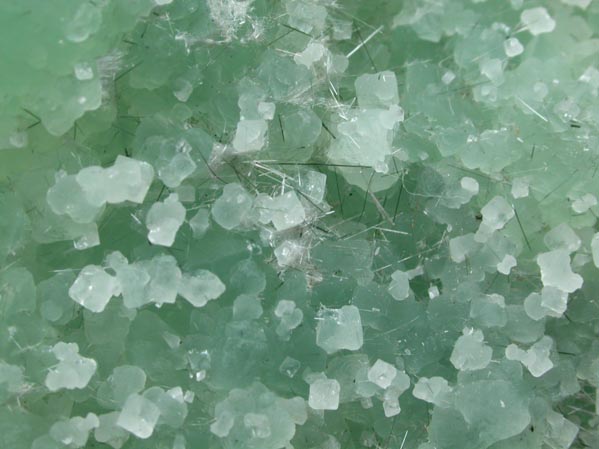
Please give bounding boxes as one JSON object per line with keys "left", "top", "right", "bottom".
{"left": 2, "top": 0, "right": 599, "bottom": 448}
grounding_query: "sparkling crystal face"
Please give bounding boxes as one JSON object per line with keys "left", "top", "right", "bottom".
{"left": 0, "top": 1, "right": 595, "bottom": 449}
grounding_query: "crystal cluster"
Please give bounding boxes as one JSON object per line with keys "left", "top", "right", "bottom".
{"left": 1, "top": 1, "right": 599, "bottom": 449}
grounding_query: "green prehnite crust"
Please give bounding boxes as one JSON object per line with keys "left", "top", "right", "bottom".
{"left": 0, "top": 1, "right": 598, "bottom": 448}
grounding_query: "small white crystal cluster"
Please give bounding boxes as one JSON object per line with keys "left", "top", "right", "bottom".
{"left": 43, "top": 353, "right": 194, "bottom": 447}
{"left": 69, "top": 251, "right": 225, "bottom": 312}
{"left": 47, "top": 157, "right": 153, "bottom": 215}
{"left": 5, "top": 1, "right": 598, "bottom": 449}
{"left": 46, "top": 156, "right": 154, "bottom": 248}
{"left": 306, "top": 357, "right": 410, "bottom": 419}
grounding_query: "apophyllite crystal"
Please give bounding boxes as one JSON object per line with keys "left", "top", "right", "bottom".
{"left": 1, "top": 0, "right": 599, "bottom": 448}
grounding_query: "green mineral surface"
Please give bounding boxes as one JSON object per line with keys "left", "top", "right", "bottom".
{"left": 1, "top": 0, "right": 599, "bottom": 448}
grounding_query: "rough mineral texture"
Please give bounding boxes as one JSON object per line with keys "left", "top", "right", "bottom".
{"left": 1, "top": 1, "right": 599, "bottom": 449}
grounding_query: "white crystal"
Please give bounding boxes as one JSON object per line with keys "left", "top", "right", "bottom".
{"left": 524, "top": 288, "right": 569, "bottom": 321}
{"left": 274, "top": 300, "right": 303, "bottom": 339}
{"left": 504, "top": 37, "right": 524, "bottom": 57}
{"left": 178, "top": 270, "right": 225, "bottom": 307}
{"left": 460, "top": 177, "right": 479, "bottom": 194}
{"left": 296, "top": 170, "right": 327, "bottom": 203}
{"left": 211, "top": 183, "right": 254, "bottom": 230}
{"left": 47, "top": 172, "right": 103, "bottom": 223}
{"left": 412, "top": 377, "right": 453, "bottom": 406}
{"left": 328, "top": 107, "right": 403, "bottom": 172}
{"left": 572, "top": 193, "right": 597, "bottom": 213}
{"left": 294, "top": 42, "right": 327, "bottom": 68}
{"left": 481, "top": 196, "right": 514, "bottom": 230}
{"left": 50, "top": 413, "right": 99, "bottom": 448}
{"left": 355, "top": 71, "right": 400, "bottom": 108}
{"left": 69, "top": 265, "right": 121, "bottom": 313}
{"left": 537, "top": 250, "right": 583, "bottom": 293}
{"left": 144, "top": 254, "right": 182, "bottom": 305}
{"left": 480, "top": 58, "right": 504, "bottom": 83}
{"left": 157, "top": 142, "right": 197, "bottom": 189}
{"left": 521, "top": 7, "right": 556, "bottom": 35}
{"left": 388, "top": 270, "right": 410, "bottom": 300}
{"left": 511, "top": 177, "right": 529, "bottom": 198}
{"left": 77, "top": 156, "right": 154, "bottom": 206}
{"left": 428, "top": 285, "right": 440, "bottom": 299}
{"left": 146, "top": 193, "right": 186, "bottom": 247}
{"left": 505, "top": 336, "right": 554, "bottom": 377}
{"left": 316, "top": 305, "right": 363, "bottom": 354}
{"left": 189, "top": 208, "right": 210, "bottom": 238}
{"left": 309, "top": 378, "right": 341, "bottom": 410}
{"left": 367, "top": 359, "right": 397, "bottom": 389}
{"left": 45, "top": 342, "right": 97, "bottom": 392}
{"left": 117, "top": 394, "right": 161, "bottom": 439}
{"left": 232, "top": 120, "right": 268, "bottom": 153}
{"left": 112, "top": 261, "right": 151, "bottom": 309}
{"left": 540, "top": 286, "right": 569, "bottom": 317}
{"left": 269, "top": 191, "right": 306, "bottom": 231}
{"left": 74, "top": 226, "right": 100, "bottom": 250}
{"left": 275, "top": 300, "right": 296, "bottom": 318}
{"left": 450, "top": 328, "right": 492, "bottom": 371}
{"left": 523, "top": 292, "right": 546, "bottom": 321}
{"left": 142, "top": 386, "right": 187, "bottom": 429}
{"left": 257, "top": 102, "right": 275, "bottom": 120}
{"left": 475, "top": 196, "right": 514, "bottom": 242}
{"left": 545, "top": 410, "right": 579, "bottom": 449}
{"left": 441, "top": 70, "right": 456, "bottom": 85}
{"left": 274, "top": 240, "right": 306, "bottom": 267}
{"left": 470, "top": 293, "right": 507, "bottom": 328}
{"left": 382, "top": 395, "right": 401, "bottom": 417}
{"left": 497, "top": 254, "right": 517, "bottom": 275}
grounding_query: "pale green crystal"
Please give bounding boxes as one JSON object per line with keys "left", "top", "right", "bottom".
{"left": 211, "top": 183, "right": 254, "bottom": 230}
{"left": 68, "top": 265, "right": 120, "bottom": 313}
{"left": 97, "top": 365, "right": 147, "bottom": 409}
{"left": 211, "top": 383, "right": 305, "bottom": 449}
{"left": 116, "top": 394, "right": 161, "bottom": 439}
{"left": 388, "top": 270, "right": 411, "bottom": 301}
{"left": 45, "top": 342, "right": 97, "bottom": 392}
{"left": 316, "top": 305, "right": 363, "bottom": 354}
{"left": 178, "top": 270, "right": 225, "bottom": 308}
{"left": 308, "top": 377, "right": 341, "bottom": 411}
{"left": 450, "top": 328, "right": 493, "bottom": 371}
{"left": 49, "top": 413, "right": 99, "bottom": 448}
{"left": 470, "top": 294, "right": 507, "bottom": 328}
{"left": 506, "top": 336, "right": 554, "bottom": 377}
{"left": 412, "top": 377, "right": 453, "bottom": 406}
{"left": 367, "top": 359, "right": 397, "bottom": 389}
{"left": 146, "top": 193, "right": 186, "bottom": 247}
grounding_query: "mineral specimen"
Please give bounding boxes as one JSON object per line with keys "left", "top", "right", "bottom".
{"left": 1, "top": 0, "right": 598, "bottom": 448}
